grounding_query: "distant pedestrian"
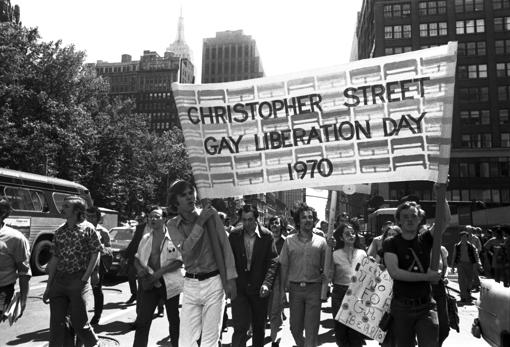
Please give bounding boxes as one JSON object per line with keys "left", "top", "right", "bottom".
{"left": 467, "top": 226, "right": 482, "bottom": 291}
{"left": 166, "top": 180, "right": 237, "bottom": 347}
{"left": 280, "top": 202, "right": 327, "bottom": 347}
{"left": 451, "top": 231, "right": 482, "bottom": 304}
{"left": 43, "top": 195, "right": 101, "bottom": 347}
{"left": 0, "top": 199, "right": 31, "bottom": 320}
{"left": 483, "top": 227, "right": 506, "bottom": 283}
{"left": 228, "top": 204, "right": 278, "bottom": 347}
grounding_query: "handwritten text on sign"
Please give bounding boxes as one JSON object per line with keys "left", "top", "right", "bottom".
{"left": 336, "top": 256, "right": 393, "bottom": 343}
{"left": 173, "top": 43, "right": 457, "bottom": 198}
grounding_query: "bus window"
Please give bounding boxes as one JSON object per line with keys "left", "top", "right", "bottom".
{"left": 3, "top": 186, "right": 48, "bottom": 212}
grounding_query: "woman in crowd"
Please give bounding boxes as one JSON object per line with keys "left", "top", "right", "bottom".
{"left": 328, "top": 223, "right": 367, "bottom": 347}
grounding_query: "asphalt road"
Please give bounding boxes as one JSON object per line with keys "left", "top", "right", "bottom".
{"left": 1, "top": 272, "right": 491, "bottom": 347}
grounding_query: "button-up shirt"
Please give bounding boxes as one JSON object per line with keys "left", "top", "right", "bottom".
{"left": 167, "top": 210, "right": 237, "bottom": 280}
{"left": 52, "top": 220, "right": 101, "bottom": 274}
{"left": 244, "top": 225, "right": 261, "bottom": 271}
{"left": 0, "top": 224, "right": 31, "bottom": 287}
{"left": 280, "top": 233, "right": 327, "bottom": 283}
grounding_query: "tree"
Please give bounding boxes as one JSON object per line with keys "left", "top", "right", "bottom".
{"left": 0, "top": 22, "right": 192, "bottom": 220}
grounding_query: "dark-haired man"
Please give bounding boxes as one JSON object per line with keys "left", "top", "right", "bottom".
{"left": 166, "top": 180, "right": 237, "bottom": 347}
{"left": 228, "top": 204, "right": 278, "bottom": 347}
{"left": 43, "top": 195, "right": 101, "bottom": 347}
{"left": 0, "top": 199, "right": 31, "bottom": 320}
{"left": 280, "top": 202, "right": 327, "bottom": 347}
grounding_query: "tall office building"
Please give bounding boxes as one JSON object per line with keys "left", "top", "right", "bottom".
{"left": 201, "top": 30, "right": 264, "bottom": 83}
{"left": 356, "top": 0, "right": 510, "bottom": 209}
{"left": 93, "top": 51, "right": 194, "bottom": 132}
{"left": 166, "top": 7, "right": 192, "bottom": 62}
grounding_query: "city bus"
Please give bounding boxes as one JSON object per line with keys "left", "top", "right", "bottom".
{"left": 0, "top": 168, "right": 93, "bottom": 274}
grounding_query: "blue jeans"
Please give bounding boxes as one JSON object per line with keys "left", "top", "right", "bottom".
{"left": 390, "top": 298, "right": 438, "bottom": 347}
{"left": 289, "top": 282, "right": 322, "bottom": 347}
{"left": 49, "top": 271, "right": 98, "bottom": 347}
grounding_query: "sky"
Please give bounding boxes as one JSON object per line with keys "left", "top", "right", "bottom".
{"left": 15, "top": 0, "right": 363, "bottom": 83}
{"left": 14, "top": 0, "right": 363, "bottom": 218}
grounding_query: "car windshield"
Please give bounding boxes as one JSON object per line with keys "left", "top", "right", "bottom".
{"left": 110, "top": 228, "right": 133, "bottom": 241}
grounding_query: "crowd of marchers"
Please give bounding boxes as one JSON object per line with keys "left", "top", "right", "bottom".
{"left": 1, "top": 181, "right": 510, "bottom": 347}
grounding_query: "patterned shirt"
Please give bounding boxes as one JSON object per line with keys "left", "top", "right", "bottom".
{"left": 52, "top": 220, "right": 101, "bottom": 274}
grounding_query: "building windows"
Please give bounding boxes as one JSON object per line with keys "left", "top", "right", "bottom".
{"left": 458, "top": 87, "right": 489, "bottom": 101}
{"left": 384, "top": 25, "right": 412, "bottom": 39}
{"left": 419, "top": 1, "right": 447, "bottom": 15}
{"left": 457, "top": 64, "right": 487, "bottom": 78}
{"left": 383, "top": 3, "right": 411, "bottom": 18}
{"left": 459, "top": 110, "right": 490, "bottom": 125}
{"left": 493, "top": 0, "right": 510, "bottom": 9}
{"left": 419, "top": 22, "right": 447, "bottom": 37}
{"left": 456, "top": 19, "right": 485, "bottom": 34}
{"left": 494, "top": 17, "right": 510, "bottom": 32}
{"left": 501, "top": 133, "right": 510, "bottom": 147}
{"left": 461, "top": 133, "right": 492, "bottom": 148}
{"left": 458, "top": 41, "right": 486, "bottom": 56}
{"left": 384, "top": 46, "right": 413, "bottom": 55}
{"left": 498, "top": 85, "right": 510, "bottom": 100}
{"left": 495, "top": 39, "right": 510, "bottom": 55}
{"left": 496, "top": 62, "right": 510, "bottom": 77}
{"left": 455, "top": 0, "right": 484, "bottom": 12}
{"left": 499, "top": 109, "right": 510, "bottom": 124}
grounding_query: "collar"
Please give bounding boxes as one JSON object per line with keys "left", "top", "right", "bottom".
{"left": 148, "top": 225, "right": 171, "bottom": 241}
{"left": 245, "top": 224, "right": 261, "bottom": 238}
{"left": 174, "top": 209, "right": 199, "bottom": 226}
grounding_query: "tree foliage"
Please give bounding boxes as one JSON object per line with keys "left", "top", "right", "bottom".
{"left": 0, "top": 22, "right": 192, "bottom": 220}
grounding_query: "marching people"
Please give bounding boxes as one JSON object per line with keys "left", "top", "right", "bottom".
{"left": 483, "top": 226, "right": 506, "bottom": 284}
{"left": 467, "top": 226, "right": 482, "bottom": 292}
{"left": 267, "top": 215, "right": 288, "bottom": 347}
{"left": 451, "top": 230, "right": 483, "bottom": 304}
{"left": 133, "top": 206, "right": 182, "bottom": 347}
{"left": 382, "top": 183, "right": 450, "bottom": 347}
{"left": 280, "top": 202, "right": 327, "bottom": 347}
{"left": 0, "top": 199, "right": 31, "bottom": 320}
{"left": 166, "top": 180, "right": 237, "bottom": 347}
{"left": 228, "top": 204, "right": 279, "bottom": 347}
{"left": 43, "top": 195, "right": 101, "bottom": 347}
{"left": 367, "top": 221, "right": 394, "bottom": 263}
{"left": 327, "top": 222, "right": 367, "bottom": 347}
{"left": 85, "top": 206, "right": 112, "bottom": 325}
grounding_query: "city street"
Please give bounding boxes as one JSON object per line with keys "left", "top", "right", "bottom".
{"left": 1, "top": 271, "right": 490, "bottom": 347}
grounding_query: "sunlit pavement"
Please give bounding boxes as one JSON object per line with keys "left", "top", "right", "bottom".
{"left": 1, "top": 270, "right": 492, "bottom": 347}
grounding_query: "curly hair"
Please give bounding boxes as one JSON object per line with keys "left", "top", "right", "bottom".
{"left": 291, "top": 202, "right": 317, "bottom": 228}
{"left": 332, "top": 223, "right": 362, "bottom": 250}
{"left": 395, "top": 201, "right": 425, "bottom": 223}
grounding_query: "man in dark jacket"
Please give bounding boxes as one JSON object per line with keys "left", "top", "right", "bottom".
{"left": 228, "top": 204, "right": 278, "bottom": 347}
{"left": 451, "top": 230, "right": 483, "bottom": 304}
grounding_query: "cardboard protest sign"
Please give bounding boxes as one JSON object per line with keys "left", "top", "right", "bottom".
{"left": 173, "top": 42, "right": 457, "bottom": 198}
{"left": 336, "top": 256, "right": 393, "bottom": 343}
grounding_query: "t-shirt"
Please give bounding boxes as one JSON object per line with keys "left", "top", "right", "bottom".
{"left": 382, "top": 230, "right": 433, "bottom": 299}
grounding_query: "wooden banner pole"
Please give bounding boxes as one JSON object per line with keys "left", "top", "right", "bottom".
{"left": 321, "top": 190, "right": 337, "bottom": 300}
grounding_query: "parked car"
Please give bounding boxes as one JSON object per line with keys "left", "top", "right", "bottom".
{"left": 471, "top": 278, "right": 510, "bottom": 347}
{"left": 108, "top": 226, "right": 135, "bottom": 275}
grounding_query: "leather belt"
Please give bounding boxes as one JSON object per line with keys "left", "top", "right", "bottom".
{"left": 396, "top": 296, "right": 430, "bottom": 306}
{"left": 185, "top": 269, "right": 220, "bottom": 281}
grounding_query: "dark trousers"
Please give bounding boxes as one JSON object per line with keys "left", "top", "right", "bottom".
{"left": 390, "top": 298, "right": 438, "bottom": 347}
{"left": 0, "top": 282, "right": 15, "bottom": 315}
{"left": 432, "top": 280, "right": 449, "bottom": 347}
{"left": 92, "top": 271, "right": 104, "bottom": 318}
{"left": 49, "top": 272, "right": 98, "bottom": 347}
{"left": 288, "top": 282, "right": 322, "bottom": 347}
{"left": 457, "top": 261, "right": 474, "bottom": 301}
{"left": 127, "top": 263, "right": 138, "bottom": 296}
{"left": 133, "top": 281, "right": 180, "bottom": 347}
{"left": 331, "top": 284, "right": 365, "bottom": 347}
{"left": 231, "top": 288, "right": 268, "bottom": 347}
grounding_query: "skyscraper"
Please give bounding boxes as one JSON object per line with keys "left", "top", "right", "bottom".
{"left": 201, "top": 30, "right": 264, "bottom": 83}
{"left": 166, "top": 7, "right": 193, "bottom": 62}
{"left": 356, "top": 0, "right": 510, "bottom": 209}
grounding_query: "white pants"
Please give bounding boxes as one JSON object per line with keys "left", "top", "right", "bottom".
{"left": 179, "top": 274, "right": 225, "bottom": 347}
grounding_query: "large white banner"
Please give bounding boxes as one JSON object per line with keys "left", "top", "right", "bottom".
{"left": 173, "top": 43, "right": 457, "bottom": 198}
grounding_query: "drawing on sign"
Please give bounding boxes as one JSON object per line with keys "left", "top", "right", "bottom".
{"left": 336, "top": 256, "right": 393, "bottom": 343}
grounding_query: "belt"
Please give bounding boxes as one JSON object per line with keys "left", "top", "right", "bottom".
{"left": 396, "top": 296, "right": 430, "bottom": 306}
{"left": 185, "top": 270, "right": 220, "bottom": 281}
{"left": 290, "top": 281, "right": 321, "bottom": 287}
